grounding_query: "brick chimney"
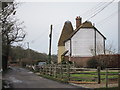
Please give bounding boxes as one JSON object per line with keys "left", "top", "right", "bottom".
{"left": 76, "top": 16, "right": 82, "bottom": 28}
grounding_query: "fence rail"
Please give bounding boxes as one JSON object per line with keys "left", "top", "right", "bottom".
{"left": 35, "top": 64, "right": 102, "bottom": 83}
{"left": 28, "top": 64, "right": 120, "bottom": 88}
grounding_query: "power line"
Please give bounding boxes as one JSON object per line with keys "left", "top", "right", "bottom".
{"left": 80, "top": 2, "right": 104, "bottom": 16}
{"left": 96, "top": 10, "right": 119, "bottom": 25}
{"left": 84, "top": 3, "right": 108, "bottom": 18}
{"left": 30, "top": 23, "right": 61, "bottom": 44}
{"left": 86, "top": 0, "right": 115, "bottom": 21}
{"left": 96, "top": 5, "right": 120, "bottom": 25}
{"left": 81, "top": 1, "right": 107, "bottom": 18}
{"left": 30, "top": 30, "right": 48, "bottom": 44}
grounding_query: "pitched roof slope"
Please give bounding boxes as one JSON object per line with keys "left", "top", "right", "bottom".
{"left": 58, "top": 21, "right": 74, "bottom": 46}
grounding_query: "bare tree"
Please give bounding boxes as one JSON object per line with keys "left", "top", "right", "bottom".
{"left": 105, "top": 41, "right": 117, "bottom": 54}
{"left": 89, "top": 43, "right": 104, "bottom": 56}
{"left": 89, "top": 41, "right": 118, "bottom": 68}
{"left": 90, "top": 41, "right": 117, "bottom": 56}
{"left": 1, "top": 2, "right": 26, "bottom": 70}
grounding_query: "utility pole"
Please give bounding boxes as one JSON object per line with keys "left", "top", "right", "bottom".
{"left": 48, "top": 25, "right": 53, "bottom": 64}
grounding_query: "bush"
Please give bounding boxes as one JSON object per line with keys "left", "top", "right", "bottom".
{"left": 87, "top": 59, "right": 99, "bottom": 68}
{"left": 61, "top": 60, "right": 73, "bottom": 64}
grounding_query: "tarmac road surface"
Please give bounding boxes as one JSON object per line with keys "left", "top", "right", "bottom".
{"left": 3, "top": 67, "right": 90, "bottom": 89}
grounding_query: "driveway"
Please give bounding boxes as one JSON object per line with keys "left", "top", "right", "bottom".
{"left": 3, "top": 67, "right": 89, "bottom": 89}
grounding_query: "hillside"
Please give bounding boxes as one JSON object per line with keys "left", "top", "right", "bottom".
{"left": 9, "top": 46, "right": 57, "bottom": 64}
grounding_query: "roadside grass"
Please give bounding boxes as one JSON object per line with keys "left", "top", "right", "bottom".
{"left": 39, "top": 74, "right": 68, "bottom": 83}
{"left": 73, "top": 71, "right": 119, "bottom": 74}
{"left": 71, "top": 74, "right": 118, "bottom": 79}
{"left": 70, "top": 71, "right": 118, "bottom": 82}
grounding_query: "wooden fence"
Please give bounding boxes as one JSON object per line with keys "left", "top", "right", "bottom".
{"left": 35, "top": 64, "right": 101, "bottom": 83}
{"left": 105, "top": 68, "right": 120, "bottom": 88}
{"left": 27, "top": 64, "right": 120, "bottom": 88}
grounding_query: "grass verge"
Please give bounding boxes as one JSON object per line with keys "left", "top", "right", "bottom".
{"left": 39, "top": 74, "right": 68, "bottom": 83}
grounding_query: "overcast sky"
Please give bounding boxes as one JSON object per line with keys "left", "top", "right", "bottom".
{"left": 14, "top": 0, "right": 118, "bottom": 54}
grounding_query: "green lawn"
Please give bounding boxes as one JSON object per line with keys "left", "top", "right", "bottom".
{"left": 71, "top": 74, "right": 118, "bottom": 78}
{"left": 70, "top": 71, "right": 119, "bottom": 82}
{"left": 73, "top": 71, "right": 119, "bottom": 74}
{"left": 37, "top": 70, "right": 119, "bottom": 83}
{"left": 39, "top": 74, "right": 68, "bottom": 83}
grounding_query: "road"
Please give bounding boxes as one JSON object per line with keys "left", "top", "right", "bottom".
{"left": 3, "top": 67, "right": 89, "bottom": 89}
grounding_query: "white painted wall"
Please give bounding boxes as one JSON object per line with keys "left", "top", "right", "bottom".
{"left": 65, "top": 28, "right": 105, "bottom": 57}
{"left": 96, "top": 31, "right": 104, "bottom": 55}
{"left": 71, "top": 28, "right": 95, "bottom": 57}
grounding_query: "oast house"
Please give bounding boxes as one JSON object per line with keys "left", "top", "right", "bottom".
{"left": 58, "top": 16, "right": 106, "bottom": 67}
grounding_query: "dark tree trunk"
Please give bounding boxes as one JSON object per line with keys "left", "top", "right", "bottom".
{"left": 2, "top": 55, "right": 8, "bottom": 71}
{"left": 2, "top": 44, "right": 10, "bottom": 71}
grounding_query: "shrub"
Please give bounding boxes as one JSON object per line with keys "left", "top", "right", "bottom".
{"left": 87, "top": 59, "right": 99, "bottom": 68}
{"left": 61, "top": 60, "right": 73, "bottom": 64}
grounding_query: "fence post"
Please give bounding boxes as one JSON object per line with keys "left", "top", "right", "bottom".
{"left": 50, "top": 64, "right": 52, "bottom": 76}
{"left": 50, "top": 65, "right": 51, "bottom": 76}
{"left": 43, "top": 65, "right": 45, "bottom": 75}
{"left": 51, "top": 65, "right": 53, "bottom": 76}
{"left": 40, "top": 67, "right": 42, "bottom": 75}
{"left": 53, "top": 64, "right": 55, "bottom": 77}
{"left": 41, "top": 67, "right": 43, "bottom": 75}
{"left": 67, "top": 64, "right": 70, "bottom": 81}
{"left": 49, "top": 65, "right": 51, "bottom": 76}
{"left": 97, "top": 66, "right": 101, "bottom": 84}
{"left": 44, "top": 65, "right": 46, "bottom": 75}
{"left": 39, "top": 67, "right": 41, "bottom": 75}
{"left": 106, "top": 68, "right": 108, "bottom": 88}
{"left": 48, "top": 65, "right": 50, "bottom": 75}
{"left": 118, "top": 72, "right": 120, "bottom": 89}
{"left": 46, "top": 65, "right": 48, "bottom": 75}
{"left": 60, "top": 64, "right": 63, "bottom": 79}
{"left": 42, "top": 66, "right": 44, "bottom": 75}
{"left": 55, "top": 64, "right": 57, "bottom": 78}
